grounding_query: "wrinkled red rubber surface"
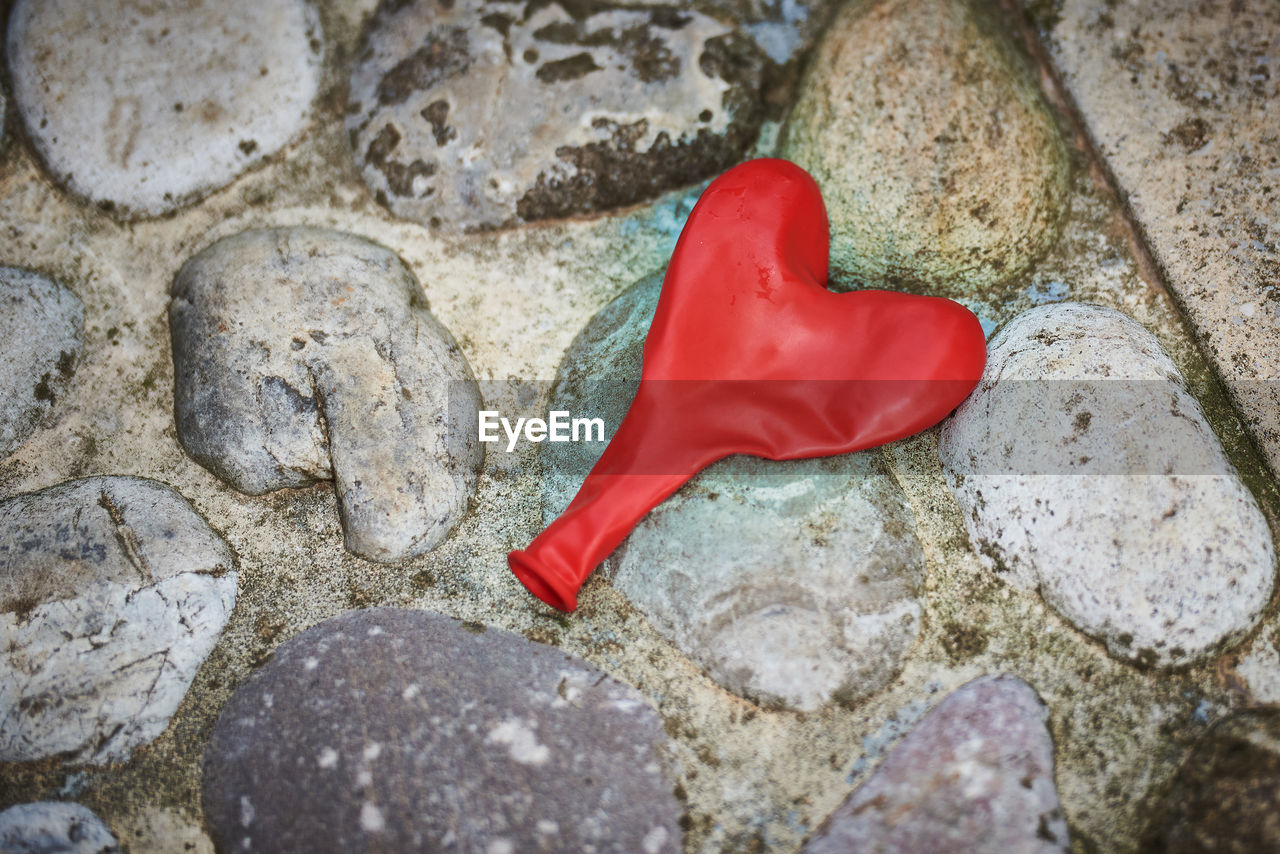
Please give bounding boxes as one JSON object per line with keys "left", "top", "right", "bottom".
{"left": 509, "top": 159, "right": 987, "bottom": 612}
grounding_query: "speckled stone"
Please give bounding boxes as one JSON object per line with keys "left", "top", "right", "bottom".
{"left": 803, "top": 675, "right": 1069, "bottom": 853}
{"left": 0, "top": 802, "right": 121, "bottom": 854}
{"left": 170, "top": 227, "right": 483, "bottom": 563}
{"left": 347, "top": 0, "right": 767, "bottom": 230}
{"left": 0, "top": 477, "right": 236, "bottom": 765}
{"left": 1141, "top": 709, "right": 1280, "bottom": 852}
{"left": 202, "top": 608, "right": 680, "bottom": 853}
{"left": 545, "top": 273, "right": 926, "bottom": 711}
{"left": 1023, "top": 0, "right": 1280, "bottom": 479}
{"left": 780, "top": 0, "right": 1070, "bottom": 292}
{"left": 939, "top": 304, "right": 1274, "bottom": 667}
{"left": 6, "top": 0, "right": 322, "bottom": 217}
{"left": 0, "top": 266, "right": 83, "bottom": 457}
{"left": 122, "top": 807, "right": 213, "bottom": 854}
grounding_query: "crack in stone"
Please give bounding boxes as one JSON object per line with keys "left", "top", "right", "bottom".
{"left": 373, "top": 335, "right": 417, "bottom": 435}
{"left": 96, "top": 490, "right": 152, "bottom": 585}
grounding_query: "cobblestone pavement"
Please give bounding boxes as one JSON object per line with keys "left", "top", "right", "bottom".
{"left": 0, "top": 0, "right": 1277, "bottom": 851}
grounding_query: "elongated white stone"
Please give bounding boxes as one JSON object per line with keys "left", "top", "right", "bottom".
{"left": 940, "top": 303, "right": 1275, "bottom": 667}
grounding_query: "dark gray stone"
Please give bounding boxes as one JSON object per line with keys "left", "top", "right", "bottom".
{"left": 803, "top": 675, "right": 1070, "bottom": 853}
{"left": 1141, "top": 709, "right": 1280, "bottom": 853}
{"left": 346, "top": 0, "right": 770, "bottom": 230}
{"left": 170, "top": 227, "right": 483, "bottom": 563}
{"left": 0, "top": 266, "right": 83, "bottom": 457}
{"left": 0, "top": 476, "right": 236, "bottom": 764}
{"left": 543, "top": 273, "right": 926, "bottom": 711}
{"left": 202, "top": 608, "right": 680, "bottom": 854}
{"left": 0, "top": 802, "right": 121, "bottom": 854}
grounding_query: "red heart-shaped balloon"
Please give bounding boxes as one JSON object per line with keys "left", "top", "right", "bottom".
{"left": 510, "top": 158, "right": 986, "bottom": 611}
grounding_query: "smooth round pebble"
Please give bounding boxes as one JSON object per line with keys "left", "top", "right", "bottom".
{"left": 0, "top": 266, "right": 83, "bottom": 457}
{"left": 202, "top": 608, "right": 681, "bottom": 853}
{"left": 804, "top": 675, "right": 1070, "bottom": 853}
{"left": 781, "top": 0, "right": 1070, "bottom": 292}
{"left": 939, "top": 303, "right": 1275, "bottom": 667}
{"left": 545, "top": 273, "right": 926, "bottom": 711}
{"left": 0, "top": 477, "right": 236, "bottom": 765}
{"left": 170, "top": 227, "right": 483, "bottom": 563}
{"left": 7, "top": 0, "right": 322, "bottom": 217}
{"left": 347, "top": 0, "right": 767, "bottom": 230}
{"left": 0, "top": 802, "right": 121, "bottom": 854}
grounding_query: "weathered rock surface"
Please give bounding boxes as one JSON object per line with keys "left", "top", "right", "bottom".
{"left": 1142, "top": 709, "right": 1280, "bottom": 852}
{"left": 619, "top": 456, "right": 927, "bottom": 712}
{"left": 1024, "top": 0, "right": 1280, "bottom": 478}
{"left": 170, "top": 227, "right": 483, "bottom": 562}
{"left": 803, "top": 675, "right": 1069, "bottom": 852}
{"left": 123, "top": 807, "right": 214, "bottom": 854}
{"left": 347, "top": 0, "right": 767, "bottom": 230}
{"left": 0, "top": 476, "right": 236, "bottom": 765}
{"left": 939, "top": 303, "right": 1274, "bottom": 667}
{"left": 1233, "top": 631, "right": 1280, "bottom": 706}
{"left": 0, "top": 266, "right": 83, "bottom": 457}
{"left": 700, "top": 0, "right": 837, "bottom": 73}
{"left": 0, "top": 802, "right": 121, "bottom": 854}
{"left": 6, "top": 0, "right": 322, "bottom": 217}
{"left": 780, "top": 0, "right": 1070, "bottom": 292}
{"left": 545, "top": 273, "right": 926, "bottom": 711}
{"left": 202, "top": 608, "right": 680, "bottom": 853}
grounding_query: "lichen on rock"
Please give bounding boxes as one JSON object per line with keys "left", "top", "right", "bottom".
{"left": 347, "top": 0, "right": 769, "bottom": 230}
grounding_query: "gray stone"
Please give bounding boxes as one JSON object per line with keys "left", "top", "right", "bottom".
{"left": 170, "top": 227, "right": 483, "bottom": 563}
{"left": 0, "top": 476, "right": 236, "bottom": 765}
{"left": 618, "top": 457, "right": 927, "bottom": 712}
{"left": 699, "top": 0, "right": 837, "bottom": 72}
{"left": 541, "top": 271, "right": 663, "bottom": 523}
{"left": 7, "top": 0, "right": 322, "bottom": 217}
{"left": 0, "top": 802, "right": 121, "bottom": 854}
{"left": 1141, "top": 708, "right": 1280, "bottom": 852}
{"left": 346, "top": 0, "right": 767, "bottom": 230}
{"left": 939, "top": 303, "right": 1274, "bottom": 667}
{"left": 202, "top": 608, "right": 680, "bottom": 854}
{"left": 1023, "top": 0, "right": 1280, "bottom": 481}
{"left": 780, "top": 0, "right": 1070, "bottom": 293}
{"left": 803, "top": 675, "right": 1070, "bottom": 853}
{"left": 0, "top": 266, "right": 83, "bottom": 457}
{"left": 545, "top": 273, "right": 926, "bottom": 711}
